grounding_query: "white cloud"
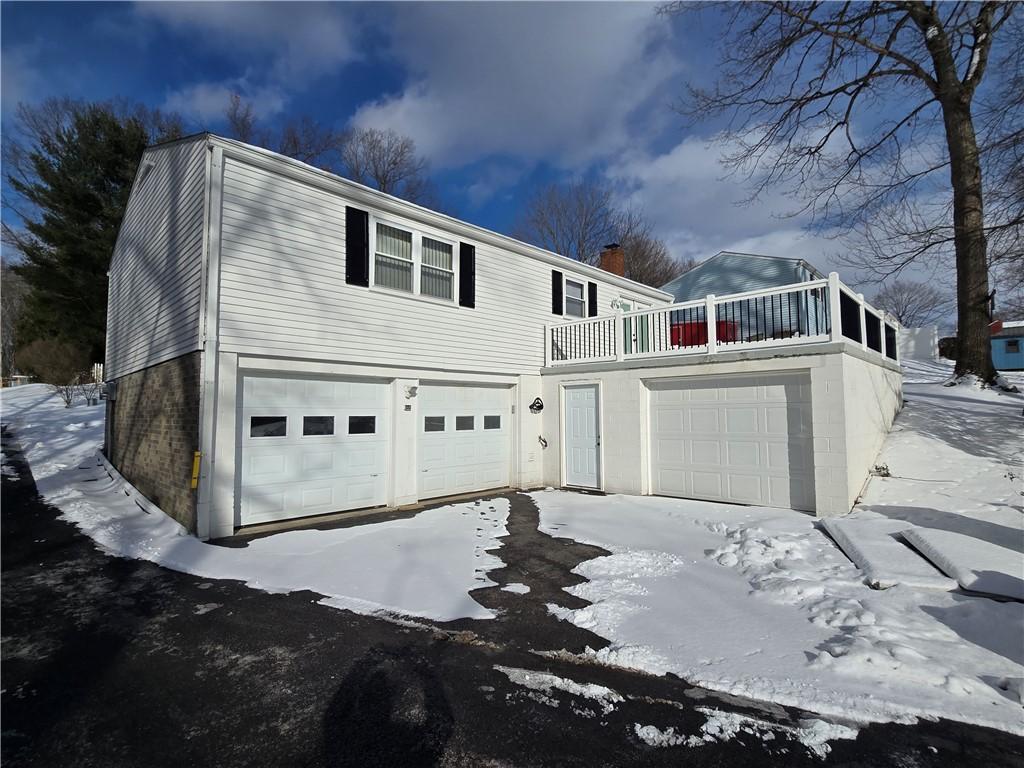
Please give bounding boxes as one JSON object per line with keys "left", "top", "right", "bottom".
{"left": 138, "top": 2, "right": 360, "bottom": 122}
{"left": 136, "top": 2, "right": 360, "bottom": 80}
{"left": 351, "top": 3, "right": 681, "bottom": 169}
{"left": 606, "top": 135, "right": 815, "bottom": 259}
{"left": 163, "top": 78, "right": 286, "bottom": 122}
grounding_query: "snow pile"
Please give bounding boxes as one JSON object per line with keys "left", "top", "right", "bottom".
{"left": 501, "top": 582, "right": 531, "bottom": 594}
{"left": 1, "top": 385, "right": 510, "bottom": 621}
{"left": 495, "top": 665, "right": 624, "bottom": 715}
{"left": 819, "top": 517, "right": 958, "bottom": 591}
{"left": 635, "top": 708, "right": 857, "bottom": 758}
{"left": 633, "top": 724, "right": 687, "bottom": 747}
{"left": 902, "top": 528, "right": 1024, "bottom": 600}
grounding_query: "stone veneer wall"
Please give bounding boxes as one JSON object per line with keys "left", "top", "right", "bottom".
{"left": 106, "top": 352, "right": 201, "bottom": 532}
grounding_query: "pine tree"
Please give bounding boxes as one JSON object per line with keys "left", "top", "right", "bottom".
{"left": 6, "top": 102, "right": 179, "bottom": 362}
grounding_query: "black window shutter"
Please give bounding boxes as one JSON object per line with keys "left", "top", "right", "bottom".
{"left": 551, "top": 270, "right": 564, "bottom": 315}
{"left": 587, "top": 281, "right": 598, "bottom": 317}
{"left": 459, "top": 243, "right": 476, "bottom": 308}
{"left": 345, "top": 206, "right": 369, "bottom": 287}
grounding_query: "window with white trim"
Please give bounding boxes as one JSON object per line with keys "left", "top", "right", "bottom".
{"left": 372, "top": 220, "right": 457, "bottom": 303}
{"left": 375, "top": 223, "right": 414, "bottom": 293}
{"left": 421, "top": 237, "right": 454, "bottom": 300}
{"left": 565, "top": 279, "right": 585, "bottom": 318}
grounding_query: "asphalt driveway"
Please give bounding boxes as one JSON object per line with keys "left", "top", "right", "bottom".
{"left": 2, "top": 426, "right": 1022, "bottom": 767}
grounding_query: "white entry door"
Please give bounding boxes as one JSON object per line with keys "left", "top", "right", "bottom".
{"left": 239, "top": 375, "right": 389, "bottom": 525}
{"left": 648, "top": 374, "right": 815, "bottom": 511}
{"left": 417, "top": 384, "right": 512, "bottom": 499}
{"left": 564, "top": 384, "right": 600, "bottom": 488}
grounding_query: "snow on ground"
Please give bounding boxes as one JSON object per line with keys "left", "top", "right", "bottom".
{"left": 1, "top": 384, "right": 509, "bottom": 621}
{"left": 495, "top": 666, "right": 624, "bottom": 715}
{"left": 635, "top": 708, "right": 857, "bottom": 758}
{"left": 533, "top": 361, "right": 1024, "bottom": 735}
{"left": 501, "top": 582, "right": 531, "bottom": 594}
{"left": 819, "top": 517, "right": 958, "bottom": 591}
{"left": 903, "top": 527, "right": 1024, "bottom": 600}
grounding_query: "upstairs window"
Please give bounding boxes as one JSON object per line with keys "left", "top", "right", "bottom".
{"left": 372, "top": 220, "right": 458, "bottom": 303}
{"left": 565, "top": 279, "right": 585, "bottom": 318}
{"left": 374, "top": 223, "right": 414, "bottom": 293}
{"left": 421, "top": 237, "right": 454, "bottom": 300}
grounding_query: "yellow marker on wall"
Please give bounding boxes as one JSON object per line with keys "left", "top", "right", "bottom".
{"left": 190, "top": 451, "right": 202, "bottom": 490}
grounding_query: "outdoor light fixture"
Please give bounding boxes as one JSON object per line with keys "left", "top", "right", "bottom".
{"left": 404, "top": 385, "right": 419, "bottom": 399}
{"left": 529, "top": 397, "right": 544, "bottom": 413}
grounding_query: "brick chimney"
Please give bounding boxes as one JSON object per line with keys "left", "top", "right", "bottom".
{"left": 599, "top": 243, "right": 625, "bottom": 277}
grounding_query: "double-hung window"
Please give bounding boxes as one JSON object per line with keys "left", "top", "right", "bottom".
{"left": 421, "top": 237, "right": 454, "bottom": 300}
{"left": 565, "top": 279, "right": 585, "bottom": 318}
{"left": 373, "top": 221, "right": 456, "bottom": 303}
{"left": 375, "top": 223, "right": 414, "bottom": 293}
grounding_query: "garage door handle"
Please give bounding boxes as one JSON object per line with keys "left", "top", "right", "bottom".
{"left": 597, "top": 436, "right": 601, "bottom": 446}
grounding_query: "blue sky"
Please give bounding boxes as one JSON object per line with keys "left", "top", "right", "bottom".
{"left": 2, "top": 2, "right": 877, "bottom": 281}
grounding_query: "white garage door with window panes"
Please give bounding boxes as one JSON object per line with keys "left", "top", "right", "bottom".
{"left": 648, "top": 374, "right": 815, "bottom": 511}
{"left": 240, "top": 375, "right": 389, "bottom": 525}
{"left": 418, "top": 384, "right": 512, "bottom": 499}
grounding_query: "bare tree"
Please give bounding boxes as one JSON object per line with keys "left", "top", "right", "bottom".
{"left": 662, "top": 1, "right": 1019, "bottom": 383}
{"left": 224, "top": 93, "right": 347, "bottom": 173}
{"left": 223, "top": 98, "right": 438, "bottom": 206}
{"left": 340, "top": 127, "right": 438, "bottom": 206}
{"left": 871, "top": 280, "right": 955, "bottom": 327}
{"left": 514, "top": 179, "right": 691, "bottom": 287}
{"left": 226, "top": 93, "right": 260, "bottom": 145}
{"left": 1, "top": 264, "right": 28, "bottom": 378}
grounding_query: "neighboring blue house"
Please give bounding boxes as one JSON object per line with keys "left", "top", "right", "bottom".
{"left": 661, "top": 251, "right": 828, "bottom": 344}
{"left": 992, "top": 321, "right": 1024, "bottom": 370}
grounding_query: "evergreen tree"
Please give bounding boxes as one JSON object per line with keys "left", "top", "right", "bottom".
{"left": 5, "top": 101, "right": 182, "bottom": 361}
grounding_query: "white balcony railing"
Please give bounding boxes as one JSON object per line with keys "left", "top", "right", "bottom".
{"left": 545, "top": 272, "right": 900, "bottom": 367}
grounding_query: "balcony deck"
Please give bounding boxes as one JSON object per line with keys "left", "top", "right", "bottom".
{"left": 544, "top": 273, "right": 899, "bottom": 368}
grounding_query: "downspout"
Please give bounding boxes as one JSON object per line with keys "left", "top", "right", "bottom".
{"left": 194, "top": 142, "right": 225, "bottom": 540}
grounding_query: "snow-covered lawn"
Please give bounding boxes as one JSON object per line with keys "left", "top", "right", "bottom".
{"left": 1, "top": 384, "right": 508, "bottom": 621}
{"left": 535, "top": 360, "right": 1024, "bottom": 736}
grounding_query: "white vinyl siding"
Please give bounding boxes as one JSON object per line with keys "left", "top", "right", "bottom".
{"left": 216, "top": 157, "right": 647, "bottom": 375}
{"left": 105, "top": 138, "right": 208, "bottom": 379}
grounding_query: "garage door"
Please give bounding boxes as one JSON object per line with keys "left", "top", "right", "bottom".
{"left": 240, "top": 375, "right": 389, "bottom": 525}
{"left": 418, "top": 384, "right": 512, "bottom": 499}
{"left": 648, "top": 374, "right": 814, "bottom": 511}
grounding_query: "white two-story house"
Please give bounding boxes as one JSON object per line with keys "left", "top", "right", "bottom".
{"left": 104, "top": 134, "right": 902, "bottom": 540}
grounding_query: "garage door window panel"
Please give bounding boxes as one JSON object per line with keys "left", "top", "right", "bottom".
{"left": 456, "top": 416, "right": 475, "bottom": 431}
{"left": 348, "top": 416, "right": 377, "bottom": 434}
{"left": 302, "top": 416, "right": 335, "bottom": 436}
{"left": 251, "top": 416, "right": 287, "bottom": 438}
{"left": 424, "top": 416, "right": 445, "bottom": 432}
{"left": 484, "top": 415, "right": 501, "bottom": 430}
